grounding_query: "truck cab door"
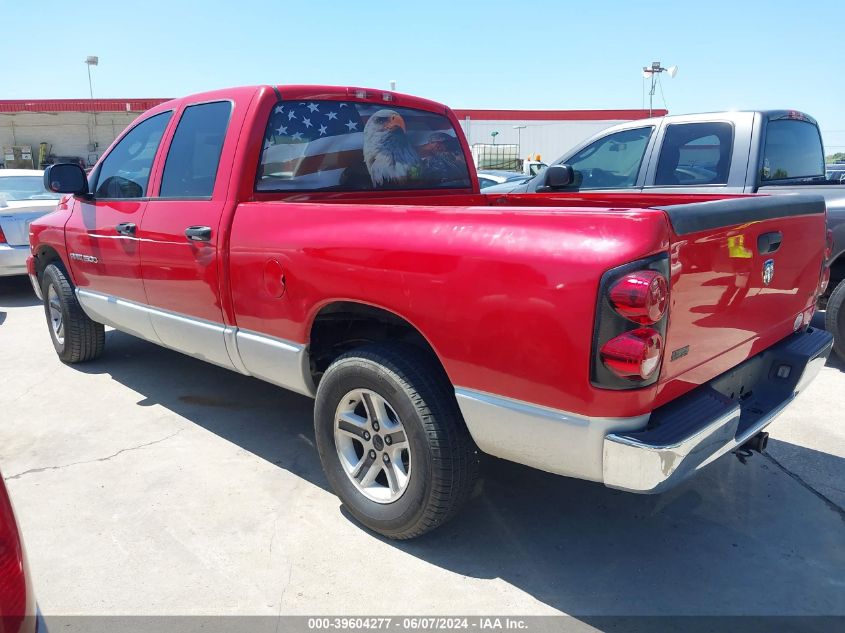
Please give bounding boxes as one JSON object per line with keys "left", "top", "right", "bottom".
{"left": 65, "top": 110, "right": 173, "bottom": 340}
{"left": 528, "top": 124, "right": 658, "bottom": 194}
{"left": 137, "top": 100, "right": 238, "bottom": 370}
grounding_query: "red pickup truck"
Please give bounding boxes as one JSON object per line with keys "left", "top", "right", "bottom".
{"left": 29, "top": 85, "right": 833, "bottom": 538}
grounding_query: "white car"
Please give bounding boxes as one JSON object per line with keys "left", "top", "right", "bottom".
{"left": 476, "top": 170, "right": 533, "bottom": 189}
{"left": 0, "top": 169, "right": 61, "bottom": 277}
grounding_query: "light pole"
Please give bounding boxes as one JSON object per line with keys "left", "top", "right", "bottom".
{"left": 513, "top": 125, "right": 527, "bottom": 157}
{"left": 641, "top": 61, "right": 677, "bottom": 116}
{"left": 85, "top": 56, "right": 99, "bottom": 99}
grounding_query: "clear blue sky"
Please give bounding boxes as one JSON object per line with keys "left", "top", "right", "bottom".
{"left": 4, "top": 0, "right": 844, "bottom": 154}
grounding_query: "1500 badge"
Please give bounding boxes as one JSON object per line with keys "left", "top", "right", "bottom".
{"left": 70, "top": 253, "right": 99, "bottom": 264}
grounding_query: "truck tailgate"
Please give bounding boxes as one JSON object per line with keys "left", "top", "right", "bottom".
{"left": 656, "top": 195, "right": 826, "bottom": 398}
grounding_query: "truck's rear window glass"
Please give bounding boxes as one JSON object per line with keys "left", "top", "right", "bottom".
{"left": 160, "top": 101, "right": 232, "bottom": 198}
{"left": 256, "top": 101, "right": 471, "bottom": 191}
{"left": 761, "top": 119, "right": 824, "bottom": 182}
{"left": 655, "top": 122, "right": 733, "bottom": 186}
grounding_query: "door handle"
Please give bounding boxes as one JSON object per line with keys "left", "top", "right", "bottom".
{"left": 115, "top": 222, "right": 136, "bottom": 237}
{"left": 184, "top": 225, "right": 212, "bottom": 242}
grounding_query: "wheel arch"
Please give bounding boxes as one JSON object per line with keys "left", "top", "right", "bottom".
{"left": 32, "top": 245, "right": 66, "bottom": 281}
{"left": 829, "top": 250, "right": 845, "bottom": 290}
{"left": 306, "top": 300, "right": 450, "bottom": 388}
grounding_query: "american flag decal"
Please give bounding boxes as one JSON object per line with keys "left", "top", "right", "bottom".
{"left": 258, "top": 100, "right": 471, "bottom": 192}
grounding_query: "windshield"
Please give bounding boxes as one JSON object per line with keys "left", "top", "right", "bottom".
{"left": 0, "top": 175, "right": 61, "bottom": 201}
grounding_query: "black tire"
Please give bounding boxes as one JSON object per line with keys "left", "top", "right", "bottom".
{"left": 826, "top": 278, "right": 845, "bottom": 361}
{"left": 314, "top": 343, "right": 478, "bottom": 539}
{"left": 41, "top": 263, "right": 105, "bottom": 363}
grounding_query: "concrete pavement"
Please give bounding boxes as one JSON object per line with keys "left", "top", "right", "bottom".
{"left": 1, "top": 275, "right": 843, "bottom": 618}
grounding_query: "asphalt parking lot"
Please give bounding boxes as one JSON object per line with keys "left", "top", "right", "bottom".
{"left": 1, "top": 275, "right": 843, "bottom": 618}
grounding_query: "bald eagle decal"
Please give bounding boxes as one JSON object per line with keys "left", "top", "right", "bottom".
{"left": 363, "top": 109, "right": 421, "bottom": 187}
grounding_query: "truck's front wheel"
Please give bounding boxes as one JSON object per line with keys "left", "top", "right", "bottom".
{"left": 41, "top": 263, "right": 105, "bottom": 363}
{"left": 826, "top": 278, "right": 845, "bottom": 361}
{"left": 314, "top": 343, "right": 478, "bottom": 539}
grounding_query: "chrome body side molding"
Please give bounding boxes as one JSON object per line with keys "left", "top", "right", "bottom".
{"left": 75, "top": 289, "right": 315, "bottom": 397}
{"left": 454, "top": 387, "right": 649, "bottom": 483}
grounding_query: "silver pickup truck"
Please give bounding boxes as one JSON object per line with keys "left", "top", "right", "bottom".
{"left": 484, "top": 110, "right": 845, "bottom": 359}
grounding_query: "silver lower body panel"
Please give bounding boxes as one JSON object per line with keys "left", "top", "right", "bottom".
{"left": 75, "top": 288, "right": 315, "bottom": 397}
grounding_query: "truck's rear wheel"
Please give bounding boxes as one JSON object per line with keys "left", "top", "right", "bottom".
{"left": 41, "top": 263, "right": 105, "bottom": 363}
{"left": 314, "top": 343, "right": 478, "bottom": 539}
{"left": 826, "top": 278, "right": 845, "bottom": 361}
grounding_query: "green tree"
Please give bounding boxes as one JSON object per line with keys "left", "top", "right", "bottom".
{"left": 826, "top": 152, "right": 845, "bottom": 163}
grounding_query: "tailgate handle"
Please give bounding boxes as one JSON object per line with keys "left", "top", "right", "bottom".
{"left": 757, "top": 231, "right": 782, "bottom": 254}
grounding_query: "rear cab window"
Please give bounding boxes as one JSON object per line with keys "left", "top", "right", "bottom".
{"left": 761, "top": 115, "right": 825, "bottom": 183}
{"left": 159, "top": 101, "right": 232, "bottom": 198}
{"left": 654, "top": 122, "right": 734, "bottom": 185}
{"left": 256, "top": 100, "right": 471, "bottom": 192}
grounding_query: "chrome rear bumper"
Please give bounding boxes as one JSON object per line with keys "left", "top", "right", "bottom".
{"left": 603, "top": 327, "right": 833, "bottom": 493}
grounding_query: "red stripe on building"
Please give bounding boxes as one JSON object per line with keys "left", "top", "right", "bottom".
{"left": 452, "top": 109, "right": 667, "bottom": 121}
{"left": 0, "top": 99, "right": 171, "bottom": 113}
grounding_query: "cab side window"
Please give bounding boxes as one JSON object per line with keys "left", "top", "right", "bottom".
{"left": 94, "top": 112, "right": 172, "bottom": 199}
{"left": 565, "top": 127, "right": 653, "bottom": 190}
{"left": 655, "top": 122, "right": 733, "bottom": 186}
{"left": 159, "top": 101, "right": 232, "bottom": 198}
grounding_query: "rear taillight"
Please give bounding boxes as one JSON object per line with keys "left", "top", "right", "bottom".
{"left": 608, "top": 271, "right": 668, "bottom": 324}
{"left": 0, "top": 226, "right": 6, "bottom": 244}
{"left": 592, "top": 254, "right": 669, "bottom": 389}
{"left": 600, "top": 328, "right": 663, "bottom": 380}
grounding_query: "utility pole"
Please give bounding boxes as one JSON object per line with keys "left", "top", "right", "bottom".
{"left": 513, "top": 125, "right": 527, "bottom": 158}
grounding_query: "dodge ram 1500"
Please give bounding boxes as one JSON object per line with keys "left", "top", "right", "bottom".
{"left": 29, "top": 86, "right": 833, "bottom": 538}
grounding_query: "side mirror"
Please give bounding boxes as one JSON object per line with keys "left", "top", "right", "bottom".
{"left": 537, "top": 164, "right": 575, "bottom": 192}
{"left": 43, "top": 163, "right": 89, "bottom": 196}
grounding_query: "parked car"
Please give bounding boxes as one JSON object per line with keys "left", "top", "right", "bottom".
{"left": 30, "top": 86, "right": 833, "bottom": 538}
{"left": 0, "top": 467, "right": 39, "bottom": 633}
{"left": 476, "top": 169, "right": 532, "bottom": 188}
{"left": 0, "top": 170, "right": 61, "bottom": 277}
{"left": 484, "top": 111, "right": 845, "bottom": 360}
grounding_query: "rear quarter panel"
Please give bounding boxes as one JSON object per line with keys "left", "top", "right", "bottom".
{"left": 229, "top": 201, "right": 670, "bottom": 417}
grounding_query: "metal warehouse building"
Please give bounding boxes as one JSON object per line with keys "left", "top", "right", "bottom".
{"left": 0, "top": 99, "right": 166, "bottom": 168}
{"left": 0, "top": 98, "right": 665, "bottom": 170}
